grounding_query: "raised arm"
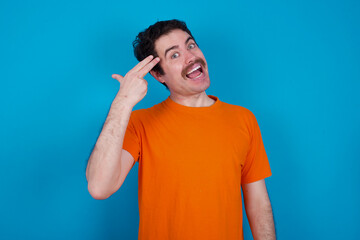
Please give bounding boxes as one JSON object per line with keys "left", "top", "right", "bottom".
{"left": 86, "top": 55, "right": 160, "bottom": 200}
{"left": 242, "top": 179, "right": 276, "bottom": 240}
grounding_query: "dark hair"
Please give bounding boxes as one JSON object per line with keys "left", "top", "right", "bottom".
{"left": 133, "top": 20, "right": 195, "bottom": 88}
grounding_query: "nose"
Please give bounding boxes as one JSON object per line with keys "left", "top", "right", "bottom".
{"left": 184, "top": 50, "right": 196, "bottom": 65}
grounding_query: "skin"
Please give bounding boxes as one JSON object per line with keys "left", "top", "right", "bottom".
{"left": 243, "top": 180, "right": 277, "bottom": 240}
{"left": 150, "top": 29, "right": 215, "bottom": 107}
{"left": 86, "top": 55, "right": 159, "bottom": 199}
{"left": 86, "top": 29, "right": 276, "bottom": 239}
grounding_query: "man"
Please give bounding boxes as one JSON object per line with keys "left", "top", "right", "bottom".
{"left": 86, "top": 20, "right": 276, "bottom": 240}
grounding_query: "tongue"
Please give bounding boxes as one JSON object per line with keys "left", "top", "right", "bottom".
{"left": 186, "top": 69, "right": 202, "bottom": 79}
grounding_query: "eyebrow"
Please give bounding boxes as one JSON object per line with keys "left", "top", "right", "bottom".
{"left": 164, "top": 36, "right": 194, "bottom": 58}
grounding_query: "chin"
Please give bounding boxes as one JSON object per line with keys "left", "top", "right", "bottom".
{"left": 191, "top": 79, "right": 211, "bottom": 93}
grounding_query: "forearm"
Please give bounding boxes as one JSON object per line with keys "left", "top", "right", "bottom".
{"left": 245, "top": 199, "right": 276, "bottom": 240}
{"left": 86, "top": 94, "right": 133, "bottom": 199}
{"left": 86, "top": 55, "right": 159, "bottom": 199}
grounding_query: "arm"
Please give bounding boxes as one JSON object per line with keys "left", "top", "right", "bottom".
{"left": 242, "top": 179, "right": 276, "bottom": 240}
{"left": 86, "top": 55, "right": 160, "bottom": 200}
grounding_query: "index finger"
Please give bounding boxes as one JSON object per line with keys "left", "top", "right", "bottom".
{"left": 130, "top": 55, "right": 155, "bottom": 73}
{"left": 138, "top": 57, "right": 160, "bottom": 78}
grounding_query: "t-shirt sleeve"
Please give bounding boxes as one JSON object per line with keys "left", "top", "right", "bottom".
{"left": 241, "top": 111, "right": 272, "bottom": 184}
{"left": 122, "top": 112, "right": 141, "bottom": 164}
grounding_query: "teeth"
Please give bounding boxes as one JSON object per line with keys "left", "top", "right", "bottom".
{"left": 187, "top": 65, "right": 201, "bottom": 74}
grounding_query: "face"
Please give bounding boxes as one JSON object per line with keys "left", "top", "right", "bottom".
{"left": 152, "top": 29, "right": 210, "bottom": 97}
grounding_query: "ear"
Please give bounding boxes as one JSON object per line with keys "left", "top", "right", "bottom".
{"left": 150, "top": 70, "right": 165, "bottom": 84}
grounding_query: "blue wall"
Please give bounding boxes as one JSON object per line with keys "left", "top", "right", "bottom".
{"left": 1, "top": 0, "right": 359, "bottom": 239}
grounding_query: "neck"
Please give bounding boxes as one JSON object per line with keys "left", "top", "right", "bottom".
{"left": 169, "top": 92, "right": 215, "bottom": 107}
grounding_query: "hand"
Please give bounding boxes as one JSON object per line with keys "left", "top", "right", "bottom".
{"left": 112, "top": 55, "right": 160, "bottom": 108}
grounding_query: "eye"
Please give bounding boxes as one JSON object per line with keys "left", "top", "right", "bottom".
{"left": 188, "top": 43, "right": 196, "bottom": 49}
{"left": 171, "top": 52, "right": 179, "bottom": 59}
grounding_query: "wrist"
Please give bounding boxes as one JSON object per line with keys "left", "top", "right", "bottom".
{"left": 112, "top": 94, "right": 135, "bottom": 111}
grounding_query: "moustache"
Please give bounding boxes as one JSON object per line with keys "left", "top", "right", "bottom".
{"left": 181, "top": 58, "right": 206, "bottom": 78}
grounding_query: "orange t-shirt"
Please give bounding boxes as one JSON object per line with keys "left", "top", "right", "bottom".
{"left": 123, "top": 95, "right": 272, "bottom": 240}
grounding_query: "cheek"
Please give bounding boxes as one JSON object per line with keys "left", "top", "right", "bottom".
{"left": 195, "top": 52, "right": 205, "bottom": 61}
{"left": 167, "top": 64, "right": 183, "bottom": 76}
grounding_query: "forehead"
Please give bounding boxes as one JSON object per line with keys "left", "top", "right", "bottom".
{"left": 154, "top": 29, "right": 192, "bottom": 57}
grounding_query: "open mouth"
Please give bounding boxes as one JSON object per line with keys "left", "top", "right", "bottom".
{"left": 185, "top": 64, "right": 203, "bottom": 79}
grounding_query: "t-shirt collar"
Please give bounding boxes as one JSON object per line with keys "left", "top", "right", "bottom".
{"left": 163, "top": 95, "right": 220, "bottom": 113}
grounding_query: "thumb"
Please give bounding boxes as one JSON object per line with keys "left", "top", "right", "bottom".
{"left": 112, "top": 74, "right": 124, "bottom": 83}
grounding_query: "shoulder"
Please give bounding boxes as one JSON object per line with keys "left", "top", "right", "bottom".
{"left": 217, "top": 100, "right": 261, "bottom": 133}
{"left": 129, "top": 100, "right": 166, "bottom": 122}
{"left": 219, "top": 100, "right": 256, "bottom": 120}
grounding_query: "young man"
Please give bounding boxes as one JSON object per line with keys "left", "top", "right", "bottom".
{"left": 86, "top": 20, "right": 276, "bottom": 240}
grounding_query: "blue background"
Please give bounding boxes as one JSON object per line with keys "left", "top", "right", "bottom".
{"left": 1, "top": 0, "right": 359, "bottom": 239}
